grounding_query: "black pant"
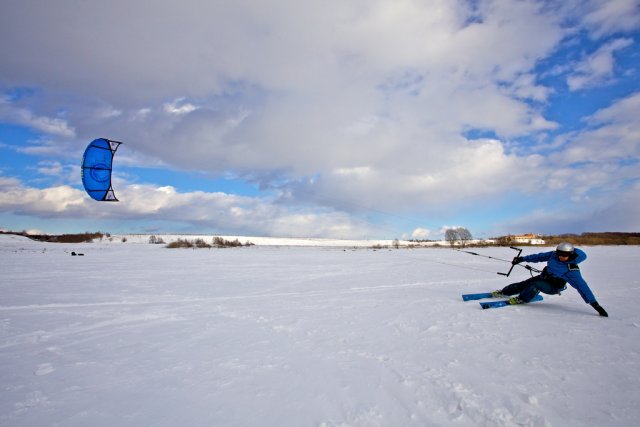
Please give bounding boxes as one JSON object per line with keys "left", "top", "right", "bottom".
{"left": 502, "top": 275, "right": 566, "bottom": 302}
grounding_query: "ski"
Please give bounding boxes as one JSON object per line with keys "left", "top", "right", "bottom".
{"left": 462, "top": 292, "right": 494, "bottom": 301}
{"left": 480, "top": 294, "right": 543, "bottom": 309}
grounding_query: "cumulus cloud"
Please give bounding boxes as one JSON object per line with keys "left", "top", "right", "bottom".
{"left": 0, "top": 0, "right": 566, "bottom": 219}
{"left": 0, "top": 1, "right": 562, "bottom": 135}
{"left": 503, "top": 183, "right": 640, "bottom": 235}
{"left": 567, "top": 38, "right": 633, "bottom": 91}
{"left": 561, "top": 92, "right": 640, "bottom": 164}
{"left": 284, "top": 138, "right": 546, "bottom": 215}
{"left": 582, "top": 0, "right": 640, "bottom": 38}
{"left": 410, "top": 228, "right": 431, "bottom": 239}
{"left": 0, "top": 96, "right": 75, "bottom": 137}
{"left": 163, "top": 98, "right": 199, "bottom": 116}
{"left": 0, "top": 183, "right": 85, "bottom": 215}
{"left": 0, "top": 1, "right": 638, "bottom": 236}
{"left": 0, "top": 177, "right": 375, "bottom": 238}
{"left": 556, "top": 92, "right": 640, "bottom": 205}
{"left": 497, "top": 91, "right": 640, "bottom": 234}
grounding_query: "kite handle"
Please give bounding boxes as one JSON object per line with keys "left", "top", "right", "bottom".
{"left": 497, "top": 247, "right": 522, "bottom": 277}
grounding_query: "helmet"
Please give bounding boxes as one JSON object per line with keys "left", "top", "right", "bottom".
{"left": 556, "top": 242, "right": 574, "bottom": 256}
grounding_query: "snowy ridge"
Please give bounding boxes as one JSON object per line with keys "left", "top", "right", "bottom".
{"left": 0, "top": 232, "right": 494, "bottom": 248}
{"left": 112, "top": 234, "right": 498, "bottom": 247}
{"left": 1, "top": 236, "right": 639, "bottom": 426}
{"left": 109, "top": 233, "right": 453, "bottom": 247}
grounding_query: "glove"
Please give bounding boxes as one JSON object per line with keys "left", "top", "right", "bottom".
{"left": 591, "top": 302, "right": 608, "bottom": 317}
{"left": 512, "top": 256, "right": 524, "bottom": 265}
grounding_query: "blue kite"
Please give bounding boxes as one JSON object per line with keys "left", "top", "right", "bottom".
{"left": 81, "top": 138, "right": 122, "bottom": 201}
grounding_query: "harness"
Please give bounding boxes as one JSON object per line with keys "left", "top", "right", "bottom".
{"left": 540, "top": 267, "right": 568, "bottom": 289}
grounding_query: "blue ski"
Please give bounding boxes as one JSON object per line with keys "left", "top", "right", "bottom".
{"left": 480, "top": 294, "right": 543, "bottom": 309}
{"left": 462, "top": 292, "right": 494, "bottom": 301}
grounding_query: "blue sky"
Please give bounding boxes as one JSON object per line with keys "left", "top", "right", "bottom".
{"left": 1, "top": 0, "right": 639, "bottom": 239}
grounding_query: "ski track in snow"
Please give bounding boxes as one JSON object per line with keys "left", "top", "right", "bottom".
{"left": 1, "top": 235, "right": 640, "bottom": 426}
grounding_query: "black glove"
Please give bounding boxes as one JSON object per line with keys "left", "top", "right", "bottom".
{"left": 512, "top": 256, "right": 524, "bottom": 265}
{"left": 591, "top": 302, "right": 608, "bottom": 317}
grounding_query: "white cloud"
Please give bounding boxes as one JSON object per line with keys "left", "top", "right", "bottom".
{"left": 567, "top": 38, "right": 633, "bottom": 91}
{"left": 0, "top": 96, "right": 75, "bottom": 137}
{"left": 0, "top": 176, "right": 22, "bottom": 190}
{"left": 509, "top": 73, "right": 553, "bottom": 102}
{"left": 588, "top": 91, "right": 640, "bottom": 124}
{"left": 36, "top": 161, "right": 64, "bottom": 176}
{"left": 523, "top": 92, "right": 640, "bottom": 214}
{"left": 410, "top": 227, "right": 431, "bottom": 239}
{"left": 0, "top": 184, "right": 85, "bottom": 214}
{"left": 0, "top": 178, "right": 375, "bottom": 238}
{"left": 503, "top": 183, "right": 640, "bottom": 235}
{"left": 0, "top": 1, "right": 564, "bottom": 146}
{"left": 582, "top": 0, "right": 640, "bottom": 38}
{"left": 163, "top": 98, "right": 198, "bottom": 115}
{"left": 561, "top": 92, "right": 640, "bottom": 164}
{"left": 289, "top": 138, "right": 546, "bottom": 215}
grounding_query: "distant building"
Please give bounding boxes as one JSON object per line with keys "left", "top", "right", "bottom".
{"left": 513, "top": 233, "right": 546, "bottom": 245}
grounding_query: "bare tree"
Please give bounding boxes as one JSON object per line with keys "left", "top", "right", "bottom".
{"left": 457, "top": 227, "right": 472, "bottom": 248}
{"left": 445, "top": 227, "right": 472, "bottom": 247}
{"left": 445, "top": 229, "right": 459, "bottom": 247}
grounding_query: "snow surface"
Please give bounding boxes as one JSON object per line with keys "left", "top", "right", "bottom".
{"left": 1, "top": 234, "right": 639, "bottom": 427}
{"left": 106, "top": 234, "right": 460, "bottom": 247}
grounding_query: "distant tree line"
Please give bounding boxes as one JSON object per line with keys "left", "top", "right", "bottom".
{"left": 165, "top": 236, "right": 254, "bottom": 248}
{"left": 1, "top": 230, "right": 108, "bottom": 243}
{"left": 493, "top": 232, "right": 640, "bottom": 246}
{"left": 148, "top": 235, "right": 166, "bottom": 244}
{"left": 541, "top": 232, "right": 640, "bottom": 246}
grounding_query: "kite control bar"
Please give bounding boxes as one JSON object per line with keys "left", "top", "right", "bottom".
{"left": 497, "top": 247, "right": 522, "bottom": 277}
{"left": 497, "top": 247, "right": 542, "bottom": 277}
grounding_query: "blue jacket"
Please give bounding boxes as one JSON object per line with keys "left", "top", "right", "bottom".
{"left": 521, "top": 248, "right": 596, "bottom": 304}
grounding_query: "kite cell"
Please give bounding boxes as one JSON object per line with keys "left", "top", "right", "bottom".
{"left": 81, "top": 138, "right": 122, "bottom": 201}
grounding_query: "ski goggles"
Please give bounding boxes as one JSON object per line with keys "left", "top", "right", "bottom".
{"left": 556, "top": 251, "right": 572, "bottom": 257}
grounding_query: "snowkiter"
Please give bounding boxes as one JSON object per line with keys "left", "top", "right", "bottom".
{"left": 492, "top": 242, "right": 608, "bottom": 317}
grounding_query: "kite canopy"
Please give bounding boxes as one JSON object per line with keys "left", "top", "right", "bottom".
{"left": 81, "top": 138, "right": 122, "bottom": 201}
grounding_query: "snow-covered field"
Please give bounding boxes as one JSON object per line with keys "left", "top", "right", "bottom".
{"left": 1, "top": 234, "right": 639, "bottom": 427}
{"left": 106, "top": 233, "right": 455, "bottom": 247}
